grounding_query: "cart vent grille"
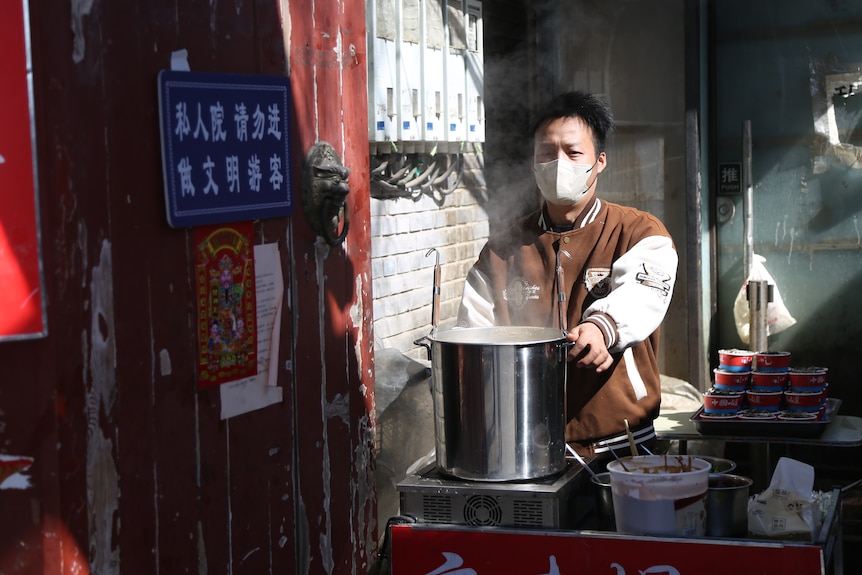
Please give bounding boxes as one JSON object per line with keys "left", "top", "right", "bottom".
{"left": 512, "top": 499, "right": 545, "bottom": 526}
{"left": 421, "top": 494, "right": 452, "bottom": 523}
{"left": 463, "top": 495, "right": 502, "bottom": 526}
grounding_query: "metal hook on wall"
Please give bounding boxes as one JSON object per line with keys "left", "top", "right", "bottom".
{"left": 302, "top": 141, "right": 350, "bottom": 246}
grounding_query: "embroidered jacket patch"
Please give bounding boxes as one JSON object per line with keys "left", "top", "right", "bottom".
{"left": 636, "top": 263, "right": 672, "bottom": 298}
{"left": 503, "top": 276, "right": 540, "bottom": 308}
{"left": 584, "top": 267, "right": 612, "bottom": 297}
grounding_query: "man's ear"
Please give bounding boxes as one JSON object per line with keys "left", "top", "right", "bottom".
{"left": 595, "top": 151, "right": 608, "bottom": 173}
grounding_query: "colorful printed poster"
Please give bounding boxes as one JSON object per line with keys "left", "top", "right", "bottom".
{"left": 194, "top": 222, "right": 256, "bottom": 388}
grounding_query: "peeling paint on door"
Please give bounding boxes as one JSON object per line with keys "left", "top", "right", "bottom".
{"left": 86, "top": 238, "right": 120, "bottom": 573}
{"left": 71, "top": 0, "right": 95, "bottom": 63}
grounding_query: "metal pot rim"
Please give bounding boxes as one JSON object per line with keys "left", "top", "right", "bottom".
{"left": 429, "top": 325, "right": 566, "bottom": 345}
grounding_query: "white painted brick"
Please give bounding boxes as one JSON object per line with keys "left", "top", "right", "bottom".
{"left": 394, "top": 252, "right": 414, "bottom": 275}
{"left": 373, "top": 316, "right": 393, "bottom": 340}
{"left": 381, "top": 296, "right": 399, "bottom": 318}
{"left": 382, "top": 197, "right": 409, "bottom": 216}
{"left": 370, "top": 236, "right": 389, "bottom": 257}
{"left": 376, "top": 215, "right": 399, "bottom": 236}
{"left": 390, "top": 269, "right": 430, "bottom": 295}
{"left": 421, "top": 210, "right": 438, "bottom": 230}
{"left": 393, "top": 231, "right": 419, "bottom": 254}
{"left": 395, "top": 214, "right": 413, "bottom": 235}
{"left": 372, "top": 298, "right": 383, "bottom": 320}
{"left": 408, "top": 290, "right": 434, "bottom": 315}
{"left": 410, "top": 229, "right": 440, "bottom": 252}
{"left": 374, "top": 276, "right": 392, "bottom": 298}
{"left": 370, "top": 198, "right": 387, "bottom": 218}
{"left": 372, "top": 151, "right": 491, "bottom": 354}
{"left": 381, "top": 256, "right": 398, "bottom": 276}
{"left": 439, "top": 302, "right": 461, "bottom": 326}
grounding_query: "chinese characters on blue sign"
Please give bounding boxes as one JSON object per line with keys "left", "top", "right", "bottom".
{"left": 158, "top": 71, "right": 293, "bottom": 227}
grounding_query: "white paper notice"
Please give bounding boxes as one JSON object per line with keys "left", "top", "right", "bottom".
{"left": 220, "top": 243, "right": 284, "bottom": 419}
{"left": 170, "top": 49, "right": 191, "bottom": 71}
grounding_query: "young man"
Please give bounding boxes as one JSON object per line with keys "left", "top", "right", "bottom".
{"left": 457, "top": 91, "right": 678, "bottom": 459}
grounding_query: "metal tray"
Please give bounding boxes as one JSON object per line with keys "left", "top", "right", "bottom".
{"left": 691, "top": 398, "right": 840, "bottom": 439}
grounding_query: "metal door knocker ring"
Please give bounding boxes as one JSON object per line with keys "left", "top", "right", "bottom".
{"left": 302, "top": 141, "right": 350, "bottom": 246}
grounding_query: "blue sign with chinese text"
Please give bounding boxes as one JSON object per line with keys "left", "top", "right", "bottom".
{"left": 157, "top": 70, "right": 293, "bottom": 228}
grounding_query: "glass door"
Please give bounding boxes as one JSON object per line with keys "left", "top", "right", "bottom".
{"left": 711, "top": 1, "right": 862, "bottom": 414}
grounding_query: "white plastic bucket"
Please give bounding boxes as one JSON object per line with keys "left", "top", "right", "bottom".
{"left": 607, "top": 455, "right": 711, "bottom": 537}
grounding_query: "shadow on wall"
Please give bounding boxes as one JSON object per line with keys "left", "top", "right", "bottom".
{"left": 714, "top": 250, "right": 862, "bottom": 416}
{"left": 774, "top": 269, "right": 862, "bottom": 416}
{"left": 374, "top": 348, "right": 434, "bottom": 525}
{"left": 810, "top": 165, "right": 862, "bottom": 234}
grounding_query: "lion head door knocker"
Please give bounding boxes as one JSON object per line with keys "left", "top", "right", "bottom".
{"left": 302, "top": 142, "right": 350, "bottom": 246}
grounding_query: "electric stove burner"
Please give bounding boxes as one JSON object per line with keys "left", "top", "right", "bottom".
{"left": 396, "top": 460, "right": 589, "bottom": 529}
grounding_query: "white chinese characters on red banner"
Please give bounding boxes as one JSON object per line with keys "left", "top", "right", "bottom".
{"left": 389, "top": 525, "right": 823, "bottom": 575}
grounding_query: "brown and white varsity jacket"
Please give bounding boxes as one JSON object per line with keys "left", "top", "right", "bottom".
{"left": 457, "top": 197, "right": 678, "bottom": 452}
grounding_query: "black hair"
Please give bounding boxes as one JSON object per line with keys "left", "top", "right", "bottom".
{"left": 530, "top": 91, "right": 615, "bottom": 154}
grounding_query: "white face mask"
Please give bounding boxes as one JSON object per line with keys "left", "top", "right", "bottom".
{"left": 533, "top": 158, "right": 597, "bottom": 206}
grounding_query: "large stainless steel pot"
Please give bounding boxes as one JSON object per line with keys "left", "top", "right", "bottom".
{"left": 422, "top": 325, "right": 569, "bottom": 481}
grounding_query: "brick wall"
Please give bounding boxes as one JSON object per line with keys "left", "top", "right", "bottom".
{"left": 371, "top": 152, "right": 489, "bottom": 359}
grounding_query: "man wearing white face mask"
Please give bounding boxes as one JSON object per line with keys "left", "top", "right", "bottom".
{"left": 457, "top": 91, "right": 678, "bottom": 460}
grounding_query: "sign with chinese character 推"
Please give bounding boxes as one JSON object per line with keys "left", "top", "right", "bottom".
{"left": 157, "top": 71, "right": 293, "bottom": 228}
{"left": 718, "top": 162, "right": 742, "bottom": 195}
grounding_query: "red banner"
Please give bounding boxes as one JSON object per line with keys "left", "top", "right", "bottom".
{"left": 390, "top": 524, "right": 826, "bottom": 575}
{"left": 0, "top": 0, "right": 46, "bottom": 340}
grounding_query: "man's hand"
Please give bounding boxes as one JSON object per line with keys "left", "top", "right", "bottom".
{"left": 565, "top": 322, "right": 613, "bottom": 372}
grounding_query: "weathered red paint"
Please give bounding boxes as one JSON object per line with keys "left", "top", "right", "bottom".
{"left": 289, "top": 0, "right": 376, "bottom": 572}
{"left": 0, "top": 0, "right": 374, "bottom": 574}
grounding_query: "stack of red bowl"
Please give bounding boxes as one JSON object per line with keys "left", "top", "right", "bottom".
{"left": 749, "top": 370, "right": 788, "bottom": 392}
{"left": 703, "top": 389, "right": 744, "bottom": 415}
{"left": 785, "top": 367, "right": 829, "bottom": 414}
{"left": 714, "top": 349, "right": 754, "bottom": 392}
{"left": 710, "top": 350, "right": 832, "bottom": 419}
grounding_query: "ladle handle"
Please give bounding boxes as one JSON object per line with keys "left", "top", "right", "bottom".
{"left": 555, "top": 248, "right": 572, "bottom": 333}
{"left": 624, "top": 419, "right": 638, "bottom": 457}
{"left": 566, "top": 444, "right": 598, "bottom": 480}
{"left": 556, "top": 261, "right": 566, "bottom": 332}
{"left": 431, "top": 260, "right": 441, "bottom": 330}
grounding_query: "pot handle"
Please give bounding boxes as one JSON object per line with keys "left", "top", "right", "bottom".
{"left": 557, "top": 339, "right": 577, "bottom": 361}
{"left": 413, "top": 333, "right": 432, "bottom": 361}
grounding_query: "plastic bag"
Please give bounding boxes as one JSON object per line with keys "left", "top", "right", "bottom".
{"left": 747, "top": 457, "right": 820, "bottom": 541}
{"left": 733, "top": 254, "right": 796, "bottom": 345}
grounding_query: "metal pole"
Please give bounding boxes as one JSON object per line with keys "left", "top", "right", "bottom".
{"left": 747, "top": 280, "right": 772, "bottom": 352}
{"left": 743, "top": 120, "right": 754, "bottom": 278}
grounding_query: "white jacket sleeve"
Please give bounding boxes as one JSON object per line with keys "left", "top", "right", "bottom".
{"left": 456, "top": 266, "right": 496, "bottom": 327}
{"left": 584, "top": 234, "right": 677, "bottom": 353}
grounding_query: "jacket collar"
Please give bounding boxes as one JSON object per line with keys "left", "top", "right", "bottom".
{"left": 538, "top": 197, "right": 602, "bottom": 232}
